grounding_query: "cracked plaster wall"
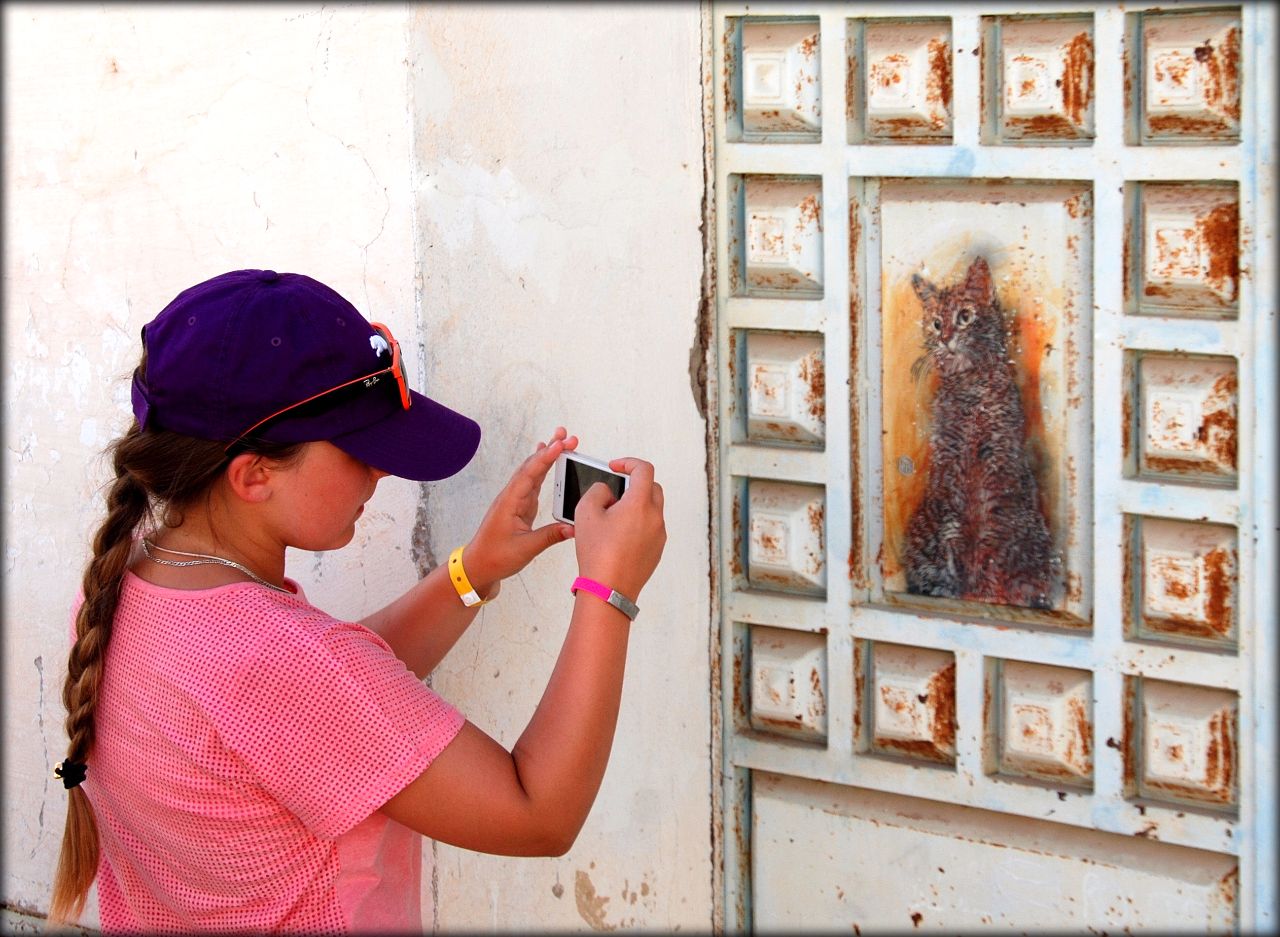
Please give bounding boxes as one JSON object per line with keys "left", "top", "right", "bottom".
{"left": 3, "top": 2, "right": 711, "bottom": 932}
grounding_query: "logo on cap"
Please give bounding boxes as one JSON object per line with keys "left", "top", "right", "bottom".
{"left": 370, "top": 334, "right": 390, "bottom": 357}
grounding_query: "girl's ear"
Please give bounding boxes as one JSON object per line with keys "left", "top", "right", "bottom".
{"left": 224, "top": 453, "right": 275, "bottom": 503}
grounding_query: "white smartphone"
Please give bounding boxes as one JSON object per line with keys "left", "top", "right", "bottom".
{"left": 552, "top": 452, "right": 629, "bottom": 524}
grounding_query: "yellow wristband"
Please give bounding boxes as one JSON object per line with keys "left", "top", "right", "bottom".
{"left": 448, "top": 545, "right": 492, "bottom": 607}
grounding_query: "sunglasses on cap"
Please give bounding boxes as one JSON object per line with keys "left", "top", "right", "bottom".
{"left": 224, "top": 322, "right": 410, "bottom": 457}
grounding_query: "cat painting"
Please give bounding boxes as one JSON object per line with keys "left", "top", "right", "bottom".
{"left": 902, "top": 255, "right": 1055, "bottom": 610}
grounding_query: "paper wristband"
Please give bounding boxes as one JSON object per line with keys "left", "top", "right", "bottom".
{"left": 570, "top": 576, "right": 640, "bottom": 621}
{"left": 448, "top": 545, "right": 491, "bottom": 607}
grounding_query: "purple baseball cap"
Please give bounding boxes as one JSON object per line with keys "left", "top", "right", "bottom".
{"left": 130, "top": 269, "right": 480, "bottom": 481}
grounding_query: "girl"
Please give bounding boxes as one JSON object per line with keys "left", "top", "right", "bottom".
{"left": 49, "top": 269, "right": 666, "bottom": 932}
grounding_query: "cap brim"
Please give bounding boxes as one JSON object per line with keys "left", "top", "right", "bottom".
{"left": 329, "top": 390, "right": 481, "bottom": 482}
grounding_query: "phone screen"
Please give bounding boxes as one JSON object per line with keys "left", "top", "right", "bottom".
{"left": 561, "top": 459, "right": 627, "bottom": 522}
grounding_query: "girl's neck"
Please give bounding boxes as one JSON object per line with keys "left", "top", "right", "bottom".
{"left": 141, "top": 501, "right": 288, "bottom": 591}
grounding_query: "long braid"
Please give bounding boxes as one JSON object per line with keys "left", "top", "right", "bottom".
{"left": 49, "top": 406, "right": 303, "bottom": 923}
{"left": 50, "top": 422, "right": 152, "bottom": 923}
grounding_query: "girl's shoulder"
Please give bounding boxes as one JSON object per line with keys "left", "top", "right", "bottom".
{"left": 117, "top": 570, "right": 369, "bottom": 654}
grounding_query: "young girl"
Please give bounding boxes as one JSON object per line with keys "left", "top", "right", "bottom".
{"left": 49, "top": 269, "right": 666, "bottom": 933}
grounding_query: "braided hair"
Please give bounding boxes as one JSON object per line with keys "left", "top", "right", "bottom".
{"left": 49, "top": 358, "right": 302, "bottom": 924}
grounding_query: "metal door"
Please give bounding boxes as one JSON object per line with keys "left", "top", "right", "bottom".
{"left": 709, "top": 2, "right": 1275, "bottom": 931}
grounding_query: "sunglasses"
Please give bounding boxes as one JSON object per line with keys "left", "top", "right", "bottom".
{"left": 224, "top": 321, "right": 411, "bottom": 456}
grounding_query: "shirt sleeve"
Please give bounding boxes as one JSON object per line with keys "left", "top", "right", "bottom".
{"left": 217, "top": 612, "right": 464, "bottom": 841}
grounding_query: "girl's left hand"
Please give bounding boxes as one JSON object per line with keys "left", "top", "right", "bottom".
{"left": 460, "top": 428, "right": 578, "bottom": 593}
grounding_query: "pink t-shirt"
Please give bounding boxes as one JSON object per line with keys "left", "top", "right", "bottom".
{"left": 79, "top": 571, "right": 464, "bottom": 933}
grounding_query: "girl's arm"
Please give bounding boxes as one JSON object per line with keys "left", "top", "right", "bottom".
{"left": 360, "top": 429, "right": 577, "bottom": 678}
{"left": 380, "top": 457, "right": 665, "bottom": 855}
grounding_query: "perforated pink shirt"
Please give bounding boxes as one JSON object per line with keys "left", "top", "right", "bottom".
{"left": 79, "top": 571, "right": 464, "bottom": 934}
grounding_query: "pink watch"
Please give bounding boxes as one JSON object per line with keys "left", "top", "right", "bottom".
{"left": 570, "top": 576, "right": 640, "bottom": 621}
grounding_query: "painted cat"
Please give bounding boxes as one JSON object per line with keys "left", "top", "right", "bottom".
{"left": 903, "top": 256, "right": 1055, "bottom": 610}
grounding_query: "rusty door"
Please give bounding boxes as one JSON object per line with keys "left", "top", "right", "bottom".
{"left": 710, "top": 2, "right": 1275, "bottom": 931}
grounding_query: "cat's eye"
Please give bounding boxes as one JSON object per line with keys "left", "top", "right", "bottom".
{"left": 957, "top": 306, "right": 974, "bottom": 326}
{"left": 931, "top": 318, "right": 942, "bottom": 332}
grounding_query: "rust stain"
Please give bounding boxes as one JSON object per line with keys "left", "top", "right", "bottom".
{"left": 927, "top": 38, "right": 952, "bottom": 111}
{"left": 1122, "top": 214, "right": 1132, "bottom": 306}
{"left": 799, "top": 352, "right": 825, "bottom": 423}
{"left": 1218, "top": 866, "right": 1239, "bottom": 911}
{"left": 1007, "top": 113, "right": 1080, "bottom": 137}
{"left": 809, "top": 665, "right": 827, "bottom": 721}
{"left": 853, "top": 642, "right": 865, "bottom": 743}
{"left": 1198, "top": 28, "right": 1241, "bottom": 122}
{"left": 1122, "top": 680, "right": 1136, "bottom": 792}
{"left": 1199, "top": 369, "right": 1239, "bottom": 470}
{"left": 1198, "top": 201, "right": 1239, "bottom": 300}
{"left": 846, "top": 40, "right": 859, "bottom": 125}
{"left": 807, "top": 502, "right": 824, "bottom": 539}
{"left": 732, "top": 645, "right": 744, "bottom": 721}
{"left": 730, "top": 488, "right": 743, "bottom": 578}
{"left": 723, "top": 22, "right": 737, "bottom": 120}
{"left": 1121, "top": 384, "right": 1133, "bottom": 463}
{"left": 1061, "top": 31, "right": 1094, "bottom": 127}
{"left": 1201, "top": 546, "right": 1235, "bottom": 637}
{"left": 798, "top": 194, "right": 822, "bottom": 232}
{"left": 1064, "top": 695, "right": 1093, "bottom": 775}
{"left": 930, "top": 662, "right": 957, "bottom": 753}
{"left": 799, "top": 32, "right": 818, "bottom": 59}
{"left": 1148, "top": 114, "right": 1234, "bottom": 135}
{"left": 848, "top": 195, "right": 864, "bottom": 594}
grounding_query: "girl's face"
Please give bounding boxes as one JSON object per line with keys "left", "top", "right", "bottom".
{"left": 267, "top": 441, "right": 388, "bottom": 552}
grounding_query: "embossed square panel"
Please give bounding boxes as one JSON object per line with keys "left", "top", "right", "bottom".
{"left": 869, "top": 643, "right": 956, "bottom": 765}
{"left": 1133, "top": 352, "right": 1238, "bottom": 484}
{"left": 743, "top": 330, "right": 825, "bottom": 447}
{"left": 1129, "top": 516, "right": 1238, "bottom": 647}
{"left": 1137, "top": 678, "right": 1238, "bottom": 810}
{"left": 1138, "top": 9, "right": 1241, "bottom": 144}
{"left": 749, "top": 624, "right": 828, "bottom": 743}
{"left": 741, "top": 175, "right": 824, "bottom": 297}
{"left": 996, "top": 660, "right": 1092, "bottom": 787}
{"left": 746, "top": 479, "right": 826, "bottom": 596}
{"left": 989, "top": 16, "right": 1094, "bottom": 143}
{"left": 858, "top": 19, "right": 952, "bottom": 142}
{"left": 740, "top": 19, "right": 821, "bottom": 140}
{"left": 1135, "top": 183, "right": 1239, "bottom": 316}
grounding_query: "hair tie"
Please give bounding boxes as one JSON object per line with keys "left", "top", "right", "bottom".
{"left": 54, "top": 760, "right": 87, "bottom": 790}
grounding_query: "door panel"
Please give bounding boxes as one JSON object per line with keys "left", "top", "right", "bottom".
{"left": 711, "top": 2, "right": 1275, "bottom": 931}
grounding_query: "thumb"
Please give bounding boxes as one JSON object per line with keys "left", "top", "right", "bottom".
{"left": 576, "top": 481, "right": 616, "bottom": 520}
{"left": 530, "top": 521, "right": 574, "bottom": 552}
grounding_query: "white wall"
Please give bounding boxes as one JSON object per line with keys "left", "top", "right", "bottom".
{"left": 407, "top": 5, "right": 711, "bottom": 930}
{"left": 3, "top": 3, "right": 710, "bottom": 931}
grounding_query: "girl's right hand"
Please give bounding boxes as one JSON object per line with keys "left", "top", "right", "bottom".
{"left": 571, "top": 458, "right": 666, "bottom": 601}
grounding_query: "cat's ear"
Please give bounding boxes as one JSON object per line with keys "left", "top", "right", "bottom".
{"left": 911, "top": 272, "right": 937, "bottom": 307}
{"left": 964, "top": 256, "right": 995, "bottom": 303}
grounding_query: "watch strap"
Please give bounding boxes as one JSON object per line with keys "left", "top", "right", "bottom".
{"left": 570, "top": 576, "right": 639, "bottom": 621}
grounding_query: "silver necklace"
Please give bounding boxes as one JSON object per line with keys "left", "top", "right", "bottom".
{"left": 141, "top": 538, "right": 291, "bottom": 594}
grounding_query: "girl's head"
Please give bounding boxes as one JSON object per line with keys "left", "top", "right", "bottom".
{"left": 133, "top": 268, "right": 480, "bottom": 481}
{"left": 50, "top": 270, "right": 481, "bottom": 922}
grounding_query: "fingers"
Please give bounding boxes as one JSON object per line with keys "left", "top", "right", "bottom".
{"left": 510, "top": 432, "right": 578, "bottom": 497}
{"left": 607, "top": 457, "right": 655, "bottom": 497}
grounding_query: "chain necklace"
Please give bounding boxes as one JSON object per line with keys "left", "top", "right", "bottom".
{"left": 140, "top": 538, "right": 292, "bottom": 594}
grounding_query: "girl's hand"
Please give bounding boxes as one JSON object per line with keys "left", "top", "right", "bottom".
{"left": 572, "top": 457, "right": 666, "bottom": 600}
{"left": 461, "top": 428, "right": 578, "bottom": 592}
